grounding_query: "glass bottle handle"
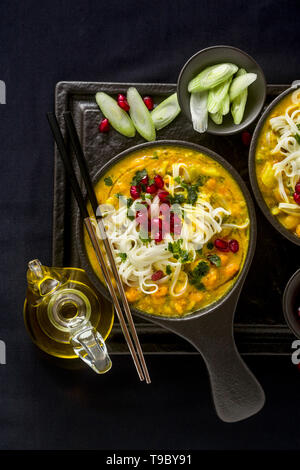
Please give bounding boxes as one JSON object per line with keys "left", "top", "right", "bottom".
{"left": 70, "top": 322, "right": 112, "bottom": 374}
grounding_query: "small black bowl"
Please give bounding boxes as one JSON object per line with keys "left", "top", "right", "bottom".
{"left": 177, "top": 45, "right": 266, "bottom": 135}
{"left": 283, "top": 269, "right": 300, "bottom": 339}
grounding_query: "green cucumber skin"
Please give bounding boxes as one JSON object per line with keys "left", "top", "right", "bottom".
{"left": 188, "top": 63, "right": 238, "bottom": 93}
{"left": 95, "top": 92, "right": 136, "bottom": 138}
{"left": 151, "top": 93, "right": 181, "bottom": 130}
{"left": 127, "top": 87, "right": 156, "bottom": 142}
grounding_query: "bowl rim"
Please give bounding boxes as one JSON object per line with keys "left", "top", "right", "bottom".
{"left": 75, "top": 139, "right": 257, "bottom": 322}
{"left": 248, "top": 84, "right": 300, "bottom": 246}
{"left": 177, "top": 44, "right": 267, "bottom": 136}
{"left": 283, "top": 269, "right": 300, "bottom": 338}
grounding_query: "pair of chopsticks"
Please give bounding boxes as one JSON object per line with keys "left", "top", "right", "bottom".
{"left": 47, "top": 111, "right": 150, "bottom": 384}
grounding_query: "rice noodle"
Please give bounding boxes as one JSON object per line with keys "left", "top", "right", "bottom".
{"left": 98, "top": 163, "right": 248, "bottom": 297}
{"left": 269, "top": 104, "right": 300, "bottom": 209}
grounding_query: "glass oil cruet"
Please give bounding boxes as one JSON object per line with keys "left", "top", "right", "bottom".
{"left": 23, "top": 259, "right": 114, "bottom": 374}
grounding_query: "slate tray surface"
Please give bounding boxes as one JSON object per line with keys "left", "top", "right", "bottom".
{"left": 53, "top": 81, "right": 297, "bottom": 355}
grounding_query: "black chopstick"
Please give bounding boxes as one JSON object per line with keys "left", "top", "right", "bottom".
{"left": 47, "top": 112, "right": 149, "bottom": 382}
{"left": 62, "top": 111, "right": 151, "bottom": 384}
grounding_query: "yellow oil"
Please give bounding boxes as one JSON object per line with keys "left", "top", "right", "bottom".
{"left": 24, "top": 261, "right": 114, "bottom": 359}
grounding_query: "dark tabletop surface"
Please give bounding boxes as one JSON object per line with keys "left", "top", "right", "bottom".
{"left": 1, "top": 0, "right": 300, "bottom": 451}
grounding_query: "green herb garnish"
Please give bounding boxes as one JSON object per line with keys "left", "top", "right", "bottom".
{"left": 131, "top": 169, "right": 148, "bottom": 186}
{"left": 196, "top": 175, "right": 210, "bottom": 186}
{"left": 189, "top": 261, "right": 209, "bottom": 290}
{"left": 295, "top": 133, "right": 300, "bottom": 145}
{"left": 185, "top": 184, "right": 199, "bottom": 205}
{"left": 118, "top": 253, "right": 127, "bottom": 263}
{"left": 166, "top": 265, "right": 172, "bottom": 275}
{"left": 207, "top": 241, "right": 214, "bottom": 250}
{"left": 168, "top": 239, "right": 192, "bottom": 263}
{"left": 104, "top": 176, "right": 113, "bottom": 186}
{"left": 207, "top": 254, "right": 221, "bottom": 267}
{"left": 170, "top": 193, "right": 186, "bottom": 205}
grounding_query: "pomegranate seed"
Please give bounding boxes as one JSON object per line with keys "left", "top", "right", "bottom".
{"left": 214, "top": 238, "right": 229, "bottom": 252}
{"left": 229, "top": 239, "right": 239, "bottom": 253}
{"left": 146, "top": 183, "right": 157, "bottom": 194}
{"left": 118, "top": 99, "right": 130, "bottom": 112}
{"left": 293, "top": 192, "right": 300, "bottom": 205}
{"left": 151, "top": 217, "right": 163, "bottom": 242}
{"left": 295, "top": 181, "right": 300, "bottom": 194}
{"left": 151, "top": 217, "right": 162, "bottom": 229}
{"left": 117, "top": 94, "right": 130, "bottom": 111}
{"left": 241, "top": 131, "right": 252, "bottom": 146}
{"left": 154, "top": 174, "right": 164, "bottom": 189}
{"left": 155, "top": 232, "right": 163, "bottom": 243}
{"left": 99, "top": 118, "right": 109, "bottom": 133}
{"left": 158, "top": 190, "right": 169, "bottom": 202}
{"left": 140, "top": 175, "right": 149, "bottom": 186}
{"left": 160, "top": 203, "right": 171, "bottom": 216}
{"left": 151, "top": 270, "right": 164, "bottom": 281}
{"left": 143, "top": 96, "right": 154, "bottom": 111}
{"left": 130, "top": 185, "right": 141, "bottom": 199}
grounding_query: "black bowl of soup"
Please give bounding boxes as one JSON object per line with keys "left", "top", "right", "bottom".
{"left": 76, "top": 140, "right": 254, "bottom": 319}
{"left": 283, "top": 269, "right": 300, "bottom": 339}
{"left": 249, "top": 83, "right": 300, "bottom": 246}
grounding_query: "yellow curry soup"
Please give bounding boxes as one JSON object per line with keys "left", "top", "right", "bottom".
{"left": 84, "top": 146, "right": 250, "bottom": 317}
{"left": 255, "top": 91, "right": 300, "bottom": 237}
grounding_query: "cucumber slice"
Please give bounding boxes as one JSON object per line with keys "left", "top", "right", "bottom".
{"left": 209, "top": 111, "right": 223, "bottom": 125}
{"left": 207, "top": 78, "right": 232, "bottom": 114}
{"left": 229, "top": 72, "right": 257, "bottom": 101}
{"left": 127, "top": 87, "right": 156, "bottom": 141}
{"left": 190, "top": 91, "right": 208, "bottom": 133}
{"left": 231, "top": 69, "right": 248, "bottom": 124}
{"left": 188, "top": 63, "right": 238, "bottom": 93}
{"left": 95, "top": 92, "right": 136, "bottom": 137}
{"left": 221, "top": 94, "right": 230, "bottom": 115}
{"left": 151, "top": 93, "right": 181, "bottom": 130}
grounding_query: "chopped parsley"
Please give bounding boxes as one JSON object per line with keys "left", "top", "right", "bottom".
{"left": 104, "top": 176, "right": 113, "bottom": 186}
{"left": 170, "top": 193, "right": 185, "bottom": 205}
{"left": 171, "top": 178, "right": 202, "bottom": 205}
{"left": 184, "top": 183, "right": 199, "bottom": 205}
{"left": 207, "top": 254, "right": 221, "bottom": 267}
{"left": 166, "top": 265, "right": 172, "bottom": 275}
{"left": 168, "top": 239, "right": 192, "bottom": 263}
{"left": 196, "top": 175, "right": 210, "bottom": 186}
{"left": 131, "top": 169, "right": 148, "bottom": 186}
{"left": 207, "top": 241, "right": 214, "bottom": 250}
{"left": 295, "top": 133, "right": 300, "bottom": 145}
{"left": 118, "top": 253, "right": 127, "bottom": 263}
{"left": 188, "top": 261, "right": 210, "bottom": 290}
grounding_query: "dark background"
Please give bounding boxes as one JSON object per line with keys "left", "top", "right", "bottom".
{"left": 0, "top": 0, "right": 300, "bottom": 450}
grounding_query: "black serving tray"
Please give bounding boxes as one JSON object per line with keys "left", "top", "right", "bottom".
{"left": 53, "top": 81, "right": 297, "bottom": 355}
